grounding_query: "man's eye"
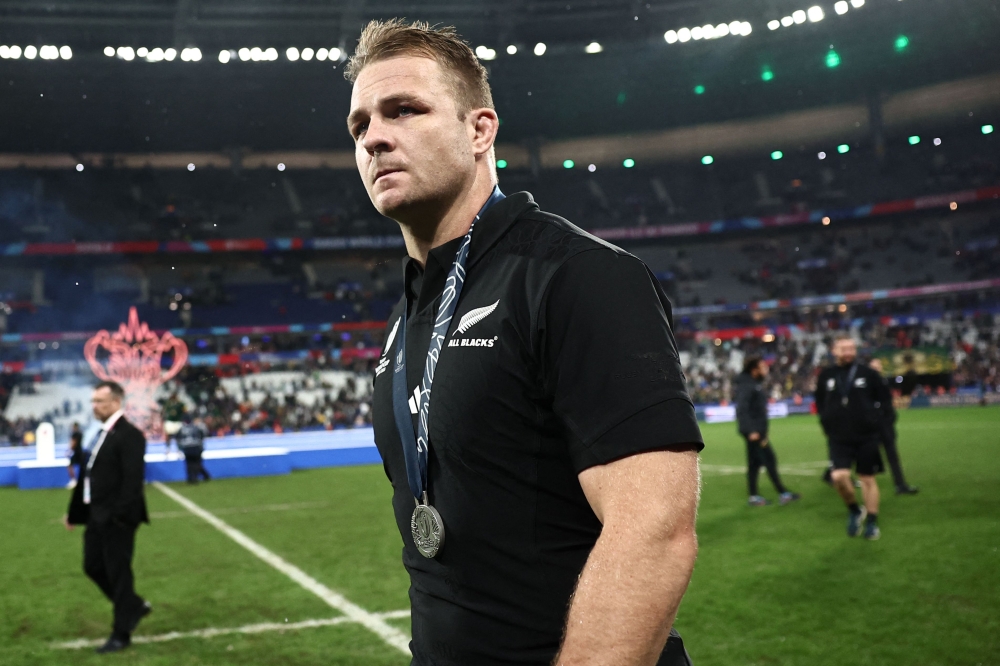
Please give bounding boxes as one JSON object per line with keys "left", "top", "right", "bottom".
{"left": 355, "top": 123, "right": 368, "bottom": 137}
{"left": 398, "top": 107, "right": 414, "bottom": 116}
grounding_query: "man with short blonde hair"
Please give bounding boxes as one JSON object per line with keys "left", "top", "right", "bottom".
{"left": 348, "top": 20, "right": 702, "bottom": 666}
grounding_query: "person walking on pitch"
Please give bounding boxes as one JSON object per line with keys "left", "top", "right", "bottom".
{"left": 815, "top": 336, "right": 890, "bottom": 540}
{"left": 64, "top": 381, "right": 152, "bottom": 653}
{"left": 734, "top": 357, "right": 800, "bottom": 507}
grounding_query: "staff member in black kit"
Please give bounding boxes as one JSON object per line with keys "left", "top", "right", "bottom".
{"left": 868, "top": 358, "right": 918, "bottom": 495}
{"left": 815, "top": 336, "right": 891, "bottom": 541}
{"left": 734, "top": 357, "right": 800, "bottom": 507}
{"left": 64, "top": 381, "right": 151, "bottom": 654}
{"left": 347, "top": 20, "right": 703, "bottom": 666}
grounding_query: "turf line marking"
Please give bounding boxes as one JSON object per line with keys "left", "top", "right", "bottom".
{"left": 148, "top": 500, "right": 330, "bottom": 520}
{"left": 151, "top": 481, "right": 411, "bottom": 655}
{"left": 701, "top": 461, "right": 829, "bottom": 477}
{"left": 51, "top": 610, "right": 411, "bottom": 650}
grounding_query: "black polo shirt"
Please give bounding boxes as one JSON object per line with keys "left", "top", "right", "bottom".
{"left": 372, "top": 191, "right": 703, "bottom": 666}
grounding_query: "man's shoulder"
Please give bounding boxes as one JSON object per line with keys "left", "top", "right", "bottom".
{"left": 505, "top": 195, "right": 634, "bottom": 267}
{"left": 112, "top": 418, "right": 145, "bottom": 442}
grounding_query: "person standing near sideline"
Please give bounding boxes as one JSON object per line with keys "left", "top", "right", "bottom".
{"left": 868, "top": 358, "right": 918, "bottom": 495}
{"left": 175, "top": 414, "right": 211, "bottom": 484}
{"left": 734, "top": 357, "right": 800, "bottom": 507}
{"left": 347, "top": 20, "right": 703, "bottom": 666}
{"left": 815, "top": 336, "right": 891, "bottom": 540}
{"left": 64, "top": 381, "right": 152, "bottom": 654}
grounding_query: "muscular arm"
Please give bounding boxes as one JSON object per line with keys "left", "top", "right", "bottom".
{"left": 555, "top": 449, "right": 700, "bottom": 666}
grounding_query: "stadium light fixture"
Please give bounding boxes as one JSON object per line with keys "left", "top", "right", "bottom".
{"left": 984, "top": 124, "right": 995, "bottom": 135}
{"left": 623, "top": 158, "right": 635, "bottom": 168}
{"left": 148, "top": 47, "right": 165, "bottom": 62}
{"left": 664, "top": 30, "right": 678, "bottom": 43}
{"left": 781, "top": 16, "right": 793, "bottom": 27}
{"left": 768, "top": 20, "right": 780, "bottom": 30}
{"left": 834, "top": 1, "right": 849, "bottom": 14}
{"left": 250, "top": 47, "right": 263, "bottom": 61}
{"left": 694, "top": 84, "right": 706, "bottom": 95}
{"left": 286, "top": 47, "right": 299, "bottom": 61}
{"left": 908, "top": 135, "right": 921, "bottom": 145}
{"left": 507, "top": 45, "right": 517, "bottom": 55}
{"left": 822, "top": 216, "right": 831, "bottom": 225}
{"left": 104, "top": 46, "right": 115, "bottom": 56}
{"left": 277, "top": 163, "right": 286, "bottom": 171}
{"left": 0, "top": 46, "right": 8, "bottom": 59}
{"left": 301, "top": 47, "right": 314, "bottom": 60}
{"left": 701, "top": 155, "right": 714, "bottom": 165}
{"left": 933, "top": 137, "right": 942, "bottom": 146}
{"left": 588, "top": 164, "right": 597, "bottom": 172}
{"left": 76, "top": 163, "right": 84, "bottom": 172}
{"left": 475, "top": 45, "right": 497, "bottom": 60}
{"left": 136, "top": 47, "right": 148, "bottom": 58}
{"left": 497, "top": 159, "right": 508, "bottom": 169}
{"left": 807, "top": 6, "right": 825, "bottom": 22}
{"left": 792, "top": 10, "right": 806, "bottom": 24}
{"left": 117, "top": 46, "right": 135, "bottom": 61}
{"left": 761, "top": 66, "right": 774, "bottom": 81}
{"left": 59, "top": 45, "right": 72, "bottom": 60}
{"left": 316, "top": 48, "right": 329, "bottom": 61}
{"left": 585, "top": 42, "right": 603, "bottom": 54}
{"left": 264, "top": 48, "right": 277, "bottom": 61}
{"left": 219, "top": 50, "right": 231, "bottom": 63}
{"left": 563, "top": 159, "right": 575, "bottom": 169}
{"left": 837, "top": 144, "right": 850, "bottom": 154}
{"left": 894, "top": 35, "right": 909, "bottom": 52}
{"left": 9, "top": 45, "right": 21, "bottom": 59}
{"left": 850, "top": 0, "right": 865, "bottom": 7}
{"left": 818, "top": 151, "right": 827, "bottom": 159}
{"left": 24, "top": 45, "right": 37, "bottom": 59}
{"left": 825, "top": 48, "right": 841, "bottom": 68}
{"left": 187, "top": 163, "right": 196, "bottom": 171}
{"left": 329, "top": 47, "right": 342, "bottom": 61}
{"left": 164, "top": 48, "right": 176, "bottom": 61}
{"left": 771, "top": 150, "right": 783, "bottom": 160}
{"left": 691, "top": 26, "right": 704, "bottom": 40}
{"left": 677, "top": 28, "right": 691, "bottom": 42}
{"left": 533, "top": 42, "right": 546, "bottom": 56}
{"left": 238, "top": 48, "right": 251, "bottom": 61}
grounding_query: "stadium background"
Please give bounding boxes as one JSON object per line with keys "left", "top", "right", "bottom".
{"left": 0, "top": 0, "right": 998, "bottom": 664}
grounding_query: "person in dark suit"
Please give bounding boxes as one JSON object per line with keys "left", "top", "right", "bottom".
{"left": 868, "top": 358, "right": 919, "bottom": 495}
{"left": 64, "top": 380, "right": 152, "bottom": 654}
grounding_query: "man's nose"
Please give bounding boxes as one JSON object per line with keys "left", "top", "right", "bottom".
{"left": 360, "top": 116, "right": 393, "bottom": 155}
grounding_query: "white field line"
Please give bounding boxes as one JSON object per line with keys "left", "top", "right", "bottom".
{"left": 151, "top": 481, "right": 411, "bottom": 655}
{"left": 148, "top": 500, "right": 330, "bottom": 520}
{"left": 52, "top": 610, "right": 411, "bottom": 650}
{"left": 701, "top": 460, "right": 829, "bottom": 476}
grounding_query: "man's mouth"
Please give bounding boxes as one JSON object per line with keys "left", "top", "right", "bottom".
{"left": 374, "top": 168, "right": 402, "bottom": 183}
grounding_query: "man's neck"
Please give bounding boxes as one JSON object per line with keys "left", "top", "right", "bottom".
{"left": 399, "top": 175, "right": 495, "bottom": 266}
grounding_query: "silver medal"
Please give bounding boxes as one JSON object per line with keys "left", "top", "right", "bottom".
{"left": 411, "top": 495, "right": 445, "bottom": 558}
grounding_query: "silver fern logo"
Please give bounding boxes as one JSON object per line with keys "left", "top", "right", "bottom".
{"left": 455, "top": 300, "right": 500, "bottom": 335}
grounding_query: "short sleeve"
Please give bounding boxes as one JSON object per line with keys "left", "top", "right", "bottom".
{"left": 540, "top": 248, "right": 704, "bottom": 473}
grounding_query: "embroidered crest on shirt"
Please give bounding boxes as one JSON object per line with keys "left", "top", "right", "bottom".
{"left": 455, "top": 300, "right": 499, "bottom": 335}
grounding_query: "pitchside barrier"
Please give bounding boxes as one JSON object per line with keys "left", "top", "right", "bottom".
{"left": 1, "top": 428, "right": 380, "bottom": 490}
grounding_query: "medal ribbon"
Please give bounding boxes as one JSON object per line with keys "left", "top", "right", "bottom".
{"left": 391, "top": 186, "right": 505, "bottom": 503}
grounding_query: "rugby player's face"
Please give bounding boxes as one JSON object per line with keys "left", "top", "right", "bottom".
{"left": 833, "top": 339, "right": 857, "bottom": 364}
{"left": 348, "top": 57, "right": 473, "bottom": 218}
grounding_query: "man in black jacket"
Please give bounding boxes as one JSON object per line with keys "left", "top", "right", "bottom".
{"left": 815, "top": 336, "right": 890, "bottom": 540}
{"left": 64, "top": 381, "right": 151, "bottom": 653}
{"left": 734, "top": 357, "right": 800, "bottom": 506}
{"left": 869, "top": 358, "right": 919, "bottom": 495}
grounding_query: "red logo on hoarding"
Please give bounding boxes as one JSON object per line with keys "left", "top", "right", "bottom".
{"left": 84, "top": 307, "right": 188, "bottom": 440}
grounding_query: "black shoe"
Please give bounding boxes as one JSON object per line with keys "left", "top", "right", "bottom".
{"left": 896, "top": 485, "right": 919, "bottom": 495}
{"left": 129, "top": 601, "right": 152, "bottom": 634}
{"left": 95, "top": 636, "right": 130, "bottom": 654}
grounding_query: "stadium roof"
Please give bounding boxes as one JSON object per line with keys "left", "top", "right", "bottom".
{"left": 0, "top": 0, "right": 998, "bottom": 153}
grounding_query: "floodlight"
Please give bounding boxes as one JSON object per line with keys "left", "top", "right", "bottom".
{"left": 664, "top": 30, "right": 678, "bottom": 44}
{"left": 301, "top": 47, "right": 314, "bottom": 60}
{"left": 533, "top": 42, "right": 546, "bottom": 56}
{"left": 585, "top": 42, "right": 603, "bottom": 54}
{"left": 834, "top": 1, "right": 849, "bottom": 14}
{"left": 507, "top": 45, "right": 517, "bottom": 54}
{"left": 701, "top": 155, "right": 714, "bottom": 165}
{"left": 286, "top": 47, "right": 300, "bottom": 61}
{"left": 768, "top": 20, "right": 780, "bottom": 30}
{"left": 792, "top": 10, "right": 806, "bottom": 24}
{"left": 807, "top": 6, "right": 825, "bottom": 22}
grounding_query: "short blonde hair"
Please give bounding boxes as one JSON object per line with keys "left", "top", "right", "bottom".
{"left": 344, "top": 19, "right": 494, "bottom": 118}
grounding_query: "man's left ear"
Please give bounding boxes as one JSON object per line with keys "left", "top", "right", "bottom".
{"left": 470, "top": 109, "right": 499, "bottom": 156}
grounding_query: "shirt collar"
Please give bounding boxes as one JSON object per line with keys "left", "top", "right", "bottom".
{"left": 101, "top": 408, "right": 125, "bottom": 432}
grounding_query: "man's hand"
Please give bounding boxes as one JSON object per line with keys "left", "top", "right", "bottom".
{"left": 556, "top": 448, "right": 700, "bottom": 666}
{"left": 748, "top": 431, "right": 760, "bottom": 441}
{"left": 63, "top": 515, "right": 75, "bottom": 531}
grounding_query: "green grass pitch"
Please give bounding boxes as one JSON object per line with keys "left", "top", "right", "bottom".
{"left": 1, "top": 407, "right": 997, "bottom": 665}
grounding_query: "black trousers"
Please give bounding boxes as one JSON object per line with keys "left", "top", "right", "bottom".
{"left": 878, "top": 425, "right": 909, "bottom": 489}
{"left": 182, "top": 446, "right": 211, "bottom": 483}
{"left": 83, "top": 520, "right": 145, "bottom": 639}
{"left": 743, "top": 434, "right": 787, "bottom": 496}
